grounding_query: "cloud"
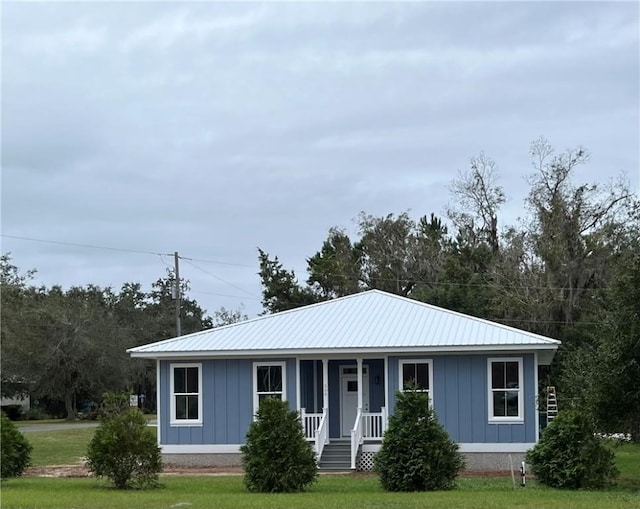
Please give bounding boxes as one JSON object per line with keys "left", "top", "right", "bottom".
{"left": 1, "top": 1, "right": 637, "bottom": 318}
{"left": 19, "top": 24, "right": 107, "bottom": 58}
{"left": 119, "top": 6, "right": 268, "bottom": 53}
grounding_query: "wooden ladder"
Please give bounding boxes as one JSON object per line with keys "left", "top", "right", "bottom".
{"left": 546, "top": 386, "right": 558, "bottom": 423}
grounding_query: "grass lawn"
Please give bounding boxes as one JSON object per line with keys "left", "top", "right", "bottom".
{"left": 27, "top": 427, "right": 98, "bottom": 466}
{"left": 27, "top": 425, "right": 157, "bottom": 466}
{"left": 10, "top": 429, "right": 638, "bottom": 509}
{"left": 2, "top": 475, "right": 639, "bottom": 509}
{"left": 613, "top": 441, "right": 640, "bottom": 490}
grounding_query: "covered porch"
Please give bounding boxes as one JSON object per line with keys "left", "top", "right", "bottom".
{"left": 296, "top": 358, "right": 388, "bottom": 469}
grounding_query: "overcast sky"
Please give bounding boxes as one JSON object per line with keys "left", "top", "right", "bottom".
{"left": 2, "top": 1, "right": 639, "bottom": 322}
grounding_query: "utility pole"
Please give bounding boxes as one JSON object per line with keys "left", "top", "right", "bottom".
{"left": 174, "top": 251, "right": 182, "bottom": 337}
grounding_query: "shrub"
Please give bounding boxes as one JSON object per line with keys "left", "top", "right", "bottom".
{"left": 24, "top": 406, "right": 49, "bottom": 421}
{"left": 87, "top": 408, "right": 162, "bottom": 489}
{"left": 374, "top": 389, "right": 465, "bottom": 491}
{"left": 1, "top": 412, "right": 32, "bottom": 479}
{"left": 99, "top": 391, "right": 131, "bottom": 418}
{"left": 241, "top": 398, "right": 317, "bottom": 492}
{"left": 526, "top": 409, "right": 618, "bottom": 489}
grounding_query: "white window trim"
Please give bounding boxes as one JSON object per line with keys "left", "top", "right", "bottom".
{"left": 253, "top": 361, "right": 287, "bottom": 416}
{"left": 169, "top": 362, "right": 203, "bottom": 427}
{"left": 398, "top": 359, "right": 433, "bottom": 407}
{"left": 487, "top": 357, "right": 524, "bottom": 424}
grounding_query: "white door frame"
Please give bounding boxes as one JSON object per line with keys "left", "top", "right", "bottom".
{"left": 339, "top": 364, "right": 369, "bottom": 437}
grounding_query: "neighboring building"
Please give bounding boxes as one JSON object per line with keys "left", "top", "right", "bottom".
{"left": 1, "top": 393, "right": 31, "bottom": 417}
{"left": 128, "top": 290, "right": 560, "bottom": 471}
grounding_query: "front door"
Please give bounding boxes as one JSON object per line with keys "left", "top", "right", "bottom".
{"left": 340, "top": 366, "right": 369, "bottom": 437}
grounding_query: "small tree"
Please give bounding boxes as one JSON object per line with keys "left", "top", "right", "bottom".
{"left": 526, "top": 409, "right": 618, "bottom": 489}
{"left": 87, "top": 408, "right": 162, "bottom": 489}
{"left": 375, "top": 389, "right": 465, "bottom": 491}
{"left": 241, "top": 398, "right": 317, "bottom": 492}
{"left": 99, "top": 391, "right": 130, "bottom": 418}
{"left": 1, "top": 412, "right": 33, "bottom": 479}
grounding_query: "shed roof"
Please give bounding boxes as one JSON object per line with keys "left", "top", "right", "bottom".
{"left": 128, "top": 290, "right": 560, "bottom": 361}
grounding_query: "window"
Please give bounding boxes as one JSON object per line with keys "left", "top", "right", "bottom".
{"left": 253, "top": 362, "right": 286, "bottom": 414}
{"left": 398, "top": 359, "right": 433, "bottom": 405}
{"left": 488, "top": 358, "right": 523, "bottom": 422}
{"left": 170, "top": 363, "right": 202, "bottom": 426}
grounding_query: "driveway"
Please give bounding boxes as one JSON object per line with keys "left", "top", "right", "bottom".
{"left": 19, "top": 420, "right": 157, "bottom": 432}
{"left": 18, "top": 422, "right": 100, "bottom": 432}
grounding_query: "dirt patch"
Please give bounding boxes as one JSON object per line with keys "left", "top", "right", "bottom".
{"left": 25, "top": 464, "right": 510, "bottom": 479}
{"left": 24, "top": 463, "right": 244, "bottom": 478}
{"left": 25, "top": 464, "right": 92, "bottom": 478}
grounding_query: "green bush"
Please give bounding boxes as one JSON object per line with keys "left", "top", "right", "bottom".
{"left": 24, "top": 406, "right": 49, "bottom": 421}
{"left": 527, "top": 409, "right": 618, "bottom": 489}
{"left": 99, "top": 391, "right": 131, "bottom": 418}
{"left": 86, "top": 408, "right": 162, "bottom": 489}
{"left": 374, "top": 389, "right": 465, "bottom": 491}
{"left": 241, "top": 398, "right": 317, "bottom": 493}
{"left": 1, "top": 412, "right": 33, "bottom": 478}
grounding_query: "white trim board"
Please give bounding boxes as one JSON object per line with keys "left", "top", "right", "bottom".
{"left": 131, "top": 344, "right": 558, "bottom": 360}
{"left": 362, "top": 443, "right": 535, "bottom": 454}
{"left": 162, "top": 444, "right": 242, "bottom": 454}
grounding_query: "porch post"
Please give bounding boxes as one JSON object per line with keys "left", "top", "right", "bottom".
{"left": 356, "top": 357, "right": 363, "bottom": 411}
{"left": 384, "top": 356, "right": 389, "bottom": 428}
{"left": 384, "top": 355, "right": 389, "bottom": 415}
{"left": 322, "top": 358, "right": 329, "bottom": 411}
{"left": 296, "top": 357, "right": 301, "bottom": 411}
{"left": 313, "top": 360, "right": 318, "bottom": 413}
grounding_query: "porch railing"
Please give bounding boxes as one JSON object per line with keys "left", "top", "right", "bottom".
{"left": 300, "top": 408, "right": 322, "bottom": 440}
{"left": 362, "top": 406, "right": 386, "bottom": 439}
{"left": 315, "top": 409, "right": 329, "bottom": 460}
{"left": 350, "top": 408, "right": 363, "bottom": 469}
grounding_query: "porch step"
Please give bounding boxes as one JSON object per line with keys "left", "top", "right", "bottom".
{"left": 318, "top": 441, "right": 353, "bottom": 471}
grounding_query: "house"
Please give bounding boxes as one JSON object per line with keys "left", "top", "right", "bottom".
{"left": 128, "top": 290, "right": 560, "bottom": 471}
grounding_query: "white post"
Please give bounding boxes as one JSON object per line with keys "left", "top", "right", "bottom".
{"left": 322, "top": 358, "right": 329, "bottom": 411}
{"left": 296, "top": 357, "right": 301, "bottom": 411}
{"left": 313, "top": 360, "right": 318, "bottom": 413}
{"left": 384, "top": 356, "right": 389, "bottom": 428}
{"left": 357, "top": 358, "right": 363, "bottom": 411}
{"left": 156, "top": 359, "right": 161, "bottom": 446}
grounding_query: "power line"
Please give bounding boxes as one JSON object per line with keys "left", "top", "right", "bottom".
{"left": 182, "top": 259, "right": 259, "bottom": 299}
{"left": 1, "top": 234, "right": 171, "bottom": 257}
{"left": 181, "top": 255, "right": 255, "bottom": 269}
{"left": 190, "top": 290, "right": 261, "bottom": 301}
{"left": 2, "top": 233, "right": 616, "bottom": 294}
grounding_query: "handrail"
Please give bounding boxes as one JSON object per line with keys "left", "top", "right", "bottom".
{"left": 300, "top": 408, "right": 323, "bottom": 440}
{"left": 350, "top": 408, "right": 363, "bottom": 469}
{"left": 315, "top": 408, "right": 329, "bottom": 460}
{"left": 362, "top": 410, "right": 385, "bottom": 439}
{"left": 381, "top": 406, "right": 387, "bottom": 436}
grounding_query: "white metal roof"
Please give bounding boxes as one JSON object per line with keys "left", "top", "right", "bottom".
{"left": 128, "top": 290, "right": 560, "bottom": 361}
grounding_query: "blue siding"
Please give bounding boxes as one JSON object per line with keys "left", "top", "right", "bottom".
{"left": 367, "top": 359, "right": 385, "bottom": 413}
{"left": 328, "top": 360, "right": 343, "bottom": 438}
{"left": 160, "top": 353, "right": 536, "bottom": 447}
{"left": 160, "top": 358, "right": 297, "bottom": 445}
{"left": 388, "top": 354, "right": 536, "bottom": 444}
{"left": 300, "top": 360, "right": 315, "bottom": 413}
{"left": 286, "top": 360, "right": 297, "bottom": 412}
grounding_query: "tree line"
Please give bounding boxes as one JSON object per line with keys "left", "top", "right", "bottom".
{"left": 257, "top": 137, "right": 640, "bottom": 439}
{"left": 0, "top": 261, "right": 245, "bottom": 419}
